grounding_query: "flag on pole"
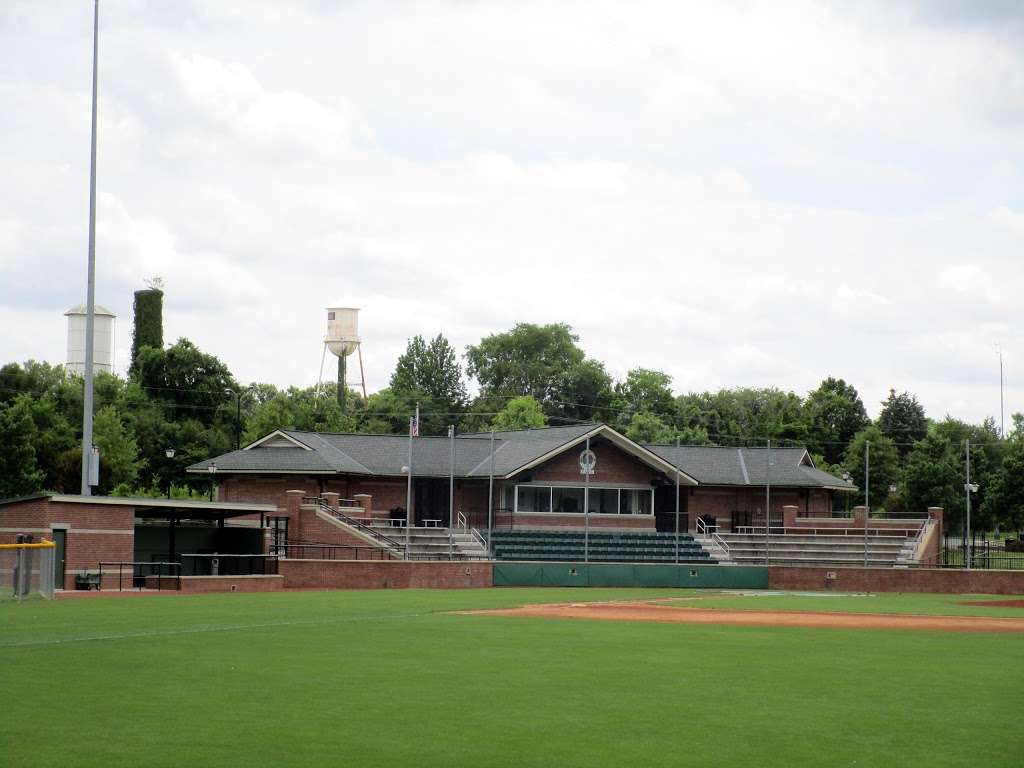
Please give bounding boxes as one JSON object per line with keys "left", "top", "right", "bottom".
{"left": 410, "top": 415, "right": 419, "bottom": 437}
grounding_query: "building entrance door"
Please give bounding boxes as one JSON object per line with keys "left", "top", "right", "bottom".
{"left": 414, "top": 479, "right": 452, "bottom": 526}
{"left": 52, "top": 529, "right": 66, "bottom": 589}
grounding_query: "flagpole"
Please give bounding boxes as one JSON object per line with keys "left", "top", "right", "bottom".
{"left": 487, "top": 430, "right": 495, "bottom": 558}
{"left": 448, "top": 424, "right": 455, "bottom": 528}
{"left": 80, "top": 0, "right": 100, "bottom": 496}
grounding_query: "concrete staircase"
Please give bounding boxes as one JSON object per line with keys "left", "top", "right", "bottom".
{"left": 368, "top": 523, "right": 489, "bottom": 560}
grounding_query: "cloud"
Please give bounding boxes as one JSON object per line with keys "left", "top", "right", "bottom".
{"left": 0, "top": 0, "right": 1022, "bottom": 426}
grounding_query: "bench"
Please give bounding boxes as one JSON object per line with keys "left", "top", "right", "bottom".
{"left": 422, "top": 519, "right": 442, "bottom": 528}
{"left": 75, "top": 572, "right": 102, "bottom": 591}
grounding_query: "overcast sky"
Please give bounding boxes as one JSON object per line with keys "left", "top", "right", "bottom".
{"left": 2, "top": 1, "right": 1022, "bottom": 424}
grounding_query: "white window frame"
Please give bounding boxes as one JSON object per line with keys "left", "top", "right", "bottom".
{"left": 512, "top": 483, "right": 654, "bottom": 516}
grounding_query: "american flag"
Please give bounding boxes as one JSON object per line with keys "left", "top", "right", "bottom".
{"left": 410, "top": 415, "right": 419, "bottom": 437}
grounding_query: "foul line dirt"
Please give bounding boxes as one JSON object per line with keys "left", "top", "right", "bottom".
{"left": 460, "top": 601, "right": 1024, "bottom": 633}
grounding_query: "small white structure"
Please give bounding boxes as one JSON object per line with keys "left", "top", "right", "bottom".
{"left": 65, "top": 303, "right": 115, "bottom": 376}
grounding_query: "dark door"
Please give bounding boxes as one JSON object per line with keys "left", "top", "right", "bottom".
{"left": 52, "top": 529, "right": 66, "bottom": 589}
{"left": 414, "top": 479, "right": 451, "bottom": 526}
{"left": 654, "top": 486, "right": 688, "bottom": 533}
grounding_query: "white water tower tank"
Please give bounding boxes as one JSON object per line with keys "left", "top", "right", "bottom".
{"left": 65, "top": 303, "right": 116, "bottom": 375}
{"left": 325, "top": 307, "right": 360, "bottom": 358}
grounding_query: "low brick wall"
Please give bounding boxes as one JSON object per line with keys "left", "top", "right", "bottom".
{"left": 144, "top": 574, "right": 284, "bottom": 593}
{"left": 278, "top": 559, "right": 492, "bottom": 590}
{"left": 769, "top": 566, "right": 1024, "bottom": 595}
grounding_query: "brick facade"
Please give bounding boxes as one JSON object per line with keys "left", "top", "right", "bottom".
{"left": 768, "top": 565, "right": 1024, "bottom": 595}
{"left": 277, "top": 559, "right": 492, "bottom": 589}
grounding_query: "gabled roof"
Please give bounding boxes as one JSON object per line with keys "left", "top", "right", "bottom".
{"left": 186, "top": 424, "right": 852, "bottom": 491}
{"left": 187, "top": 423, "right": 697, "bottom": 483}
{"left": 644, "top": 445, "right": 856, "bottom": 491}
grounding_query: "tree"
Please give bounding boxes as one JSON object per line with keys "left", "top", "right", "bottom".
{"left": 615, "top": 368, "right": 675, "bottom": 426}
{"left": 842, "top": 426, "right": 900, "bottom": 510}
{"left": 130, "top": 284, "right": 164, "bottom": 377}
{"left": 981, "top": 414, "right": 1024, "bottom": 533}
{"left": 466, "top": 323, "right": 585, "bottom": 409}
{"left": 804, "top": 377, "right": 869, "bottom": 465}
{"left": 134, "top": 339, "right": 237, "bottom": 428}
{"left": 0, "top": 396, "right": 44, "bottom": 496}
{"left": 903, "top": 434, "right": 962, "bottom": 523}
{"left": 878, "top": 389, "right": 928, "bottom": 453}
{"left": 625, "top": 411, "right": 674, "bottom": 444}
{"left": 491, "top": 396, "right": 547, "bottom": 431}
{"left": 390, "top": 334, "right": 468, "bottom": 434}
{"left": 549, "top": 359, "right": 615, "bottom": 423}
{"left": 92, "top": 406, "right": 144, "bottom": 494}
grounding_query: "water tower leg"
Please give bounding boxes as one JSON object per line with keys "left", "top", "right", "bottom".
{"left": 357, "top": 344, "right": 368, "bottom": 404}
{"left": 337, "top": 355, "right": 347, "bottom": 409}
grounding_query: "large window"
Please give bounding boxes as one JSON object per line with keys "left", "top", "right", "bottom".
{"left": 514, "top": 485, "right": 653, "bottom": 515}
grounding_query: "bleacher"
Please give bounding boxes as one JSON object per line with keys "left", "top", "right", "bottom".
{"left": 489, "top": 530, "right": 715, "bottom": 564}
{"left": 715, "top": 533, "right": 916, "bottom": 566}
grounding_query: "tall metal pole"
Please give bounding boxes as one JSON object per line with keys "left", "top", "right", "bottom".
{"left": 487, "top": 430, "right": 495, "bottom": 558}
{"left": 863, "top": 440, "right": 870, "bottom": 567}
{"left": 765, "top": 440, "right": 771, "bottom": 566}
{"left": 965, "top": 439, "right": 972, "bottom": 570}
{"left": 584, "top": 436, "right": 591, "bottom": 564}
{"left": 405, "top": 417, "right": 413, "bottom": 560}
{"left": 999, "top": 348, "right": 1005, "bottom": 439}
{"left": 448, "top": 425, "right": 455, "bottom": 528}
{"left": 674, "top": 436, "right": 680, "bottom": 564}
{"left": 79, "top": 0, "right": 100, "bottom": 496}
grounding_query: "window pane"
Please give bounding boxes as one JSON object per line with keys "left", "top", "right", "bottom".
{"left": 516, "top": 486, "right": 550, "bottom": 513}
{"left": 553, "top": 487, "right": 584, "bottom": 513}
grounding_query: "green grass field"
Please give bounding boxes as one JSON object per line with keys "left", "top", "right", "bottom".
{"left": 3, "top": 588, "right": 1023, "bottom": 767}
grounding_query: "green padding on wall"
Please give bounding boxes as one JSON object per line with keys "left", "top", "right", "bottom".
{"left": 492, "top": 562, "right": 768, "bottom": 589}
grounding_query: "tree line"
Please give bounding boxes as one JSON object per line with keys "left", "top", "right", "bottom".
{"left": 1, "top": 319, "right": 1021, "bottom": 534}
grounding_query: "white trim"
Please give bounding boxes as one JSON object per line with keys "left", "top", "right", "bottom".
{"left": 513, "top": 483, "right": 655, "bottom": 516}
{"left": 243, "top": 430, "right": 313, "bottom": 451}
{"left": 47, "top": 495, "right": 276, "bottom": 513}
{"left": 0, "top": 527, "right": 50, "bottom": 534}
{"left": 186, "top": 468, "right": 334, "bottom": 476}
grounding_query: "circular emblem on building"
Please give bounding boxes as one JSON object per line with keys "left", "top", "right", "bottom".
{"left": 579, "top": 449, "right": 597, "bottom": 476}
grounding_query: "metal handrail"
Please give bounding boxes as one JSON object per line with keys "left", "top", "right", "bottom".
{"left": 98, "top": 561, "right": 181, "bottom": 592}
{"left": 311, "top": 497, "right": 404, "bottom": 553}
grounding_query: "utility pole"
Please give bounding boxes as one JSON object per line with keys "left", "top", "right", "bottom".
{"left": 999, "top": 346, "right": 1005, "bottom": 439}
{"left": 863, "top": 440, "right": 870, "bottom": 567}
{"left": 448, "top": 425, "right": 455, "bottom": 528}
{"left": 583, "top": 435, "right": 591, "bottom": 564}
{"left": 487, "top": 431, "right": 495, "bottom": 558}
{"left": 80, "top": 0, "right": 100, "bottom": 496}
{"left": 674, "top": 436, "right": 680, "bottom": 565}
{"left": 765, "top": 439, "right": 771, "bottom": 566}
{"left": 965, "top": 439, "right": 972, "bottom": 570}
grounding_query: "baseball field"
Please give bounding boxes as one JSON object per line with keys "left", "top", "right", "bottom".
{"left": 2, "top": 588, "right": 1023, "bottom": 767}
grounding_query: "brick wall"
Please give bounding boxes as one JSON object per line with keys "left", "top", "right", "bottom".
{"left": 143, "top": 574, "right": 284, "bottom": 593}
{"left": 278, "top": 559, "right": 492, "bottom": 589}
{"left": 768, "top": 566, "right": 1024, "bottom": 595}
{"left": 688, "top": 488, "right": 806, "bottom": 532}
{"left": 531, "top": 438, "right": 658, "bottom": 485}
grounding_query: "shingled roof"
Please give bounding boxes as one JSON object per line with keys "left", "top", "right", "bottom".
{"left": 188, "top": 423, "right": 853, "bottom": 491}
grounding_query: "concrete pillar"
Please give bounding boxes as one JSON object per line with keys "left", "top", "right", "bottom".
{"left": 852, "top": 505, "right": 869, "bottom": 529}
{"left": 322, "top": 491, "right": 340, "bottom": 511}
{"left": 782, "top": 505, "right": 799, "bottom": 528}
{"left": 354, "top": 493, "right": 376, "bottom": 519}
{"left": 928, "top": 506, "right": 944, "bottom": 544}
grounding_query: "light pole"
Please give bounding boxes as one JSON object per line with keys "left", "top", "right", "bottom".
{"left": 207, "top": 462, "right": 217, "bottom": 502}
{"left": 164, "top": 447, "right": 176, "bottom": 499}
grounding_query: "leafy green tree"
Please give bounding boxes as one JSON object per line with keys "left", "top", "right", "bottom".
{"left": 243, "top": 384, "right": 358, "bottom": 441}
{"left": 842, "top": 426, "right": 900, "bottom": 510}
{"left": 356, "top": 388, "right": 407, "bottom": 435}
{"left": 23, "top": 395, "right": 78, "bottom": 492}
{"left": 491, "top": 396, "right": 547, "bottom": 431}
{"left": 676, "top": 387, "right": 807, "bottom": 444}
{"left": 804, "top": 377, "right": 869, "bottom": 464}
{"left": 625, "top": 411, "right": 674, "bottom": 444}
{"left": 0, "top": 396, "right": 44, "bottom": 496}
{"left": 981, "top": 414, "right": 1024, "bottom": 533}
{"left": 549, "top": 359, "right": 615, "bottom": 423}
{"left": 92, "top": 406, "right": 144, "bottom": 493}
{"left": 130, "top": 285, "right": 164, "bottom": 377}
{"left": 878, "top": 389, "right": 928, "bottom": 453}
{"left": 903, "top": 434, "right": 962, "bottom": 522}
{"left": 134, "top": 339, "right": 238, "bottom": 428}
{"left": 466, "top": 323, "right": 585, "bottom": 409}
{"left": 615, "top": 368, "right": 675, "bottom": 426}
{"left": 389, "top": 334, "right": 468, "bottom": 435}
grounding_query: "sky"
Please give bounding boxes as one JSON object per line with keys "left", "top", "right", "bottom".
{"left": 1, "top": 0, "right": 1023, "bottom": 425}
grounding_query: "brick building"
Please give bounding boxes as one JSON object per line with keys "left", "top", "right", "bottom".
{"left": 187, "top": 423, "right": 854, "bottom": 535}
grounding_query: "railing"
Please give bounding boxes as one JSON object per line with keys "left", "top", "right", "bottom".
{"left": 307, "top": 496, "right": 404, "bottom": 555}
{"left": 277, "top": 543, "right": 394, "bottom": 560}
{"left": 797, "top": 510, "right": 854, "bottom": 519}
{"left": 98, "top": 561, "right": 181, "bottom": 591}
{"left": 180, "top": 553, "right": 279, "bottom": 576}
{"left": 732, "top": 526, "right": 916, "bottom": 537}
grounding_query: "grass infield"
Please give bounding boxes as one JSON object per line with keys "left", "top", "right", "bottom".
{"left": 2, "top": 588, "right": 1023, "bottom": 767}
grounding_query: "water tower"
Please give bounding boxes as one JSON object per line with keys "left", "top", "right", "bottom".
{"left": 322, "top": 307, "right": 367, "bottom": 408}
{"left": 65, "top": 303, "right": 115, "bottom": 376}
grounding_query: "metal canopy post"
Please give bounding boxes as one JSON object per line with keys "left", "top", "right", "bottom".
{"left": 168, "top": 517, "right": 177, "bottom": 565}
{"left": 583, "top": 436, "right": 591, "bottom": 564}
{"left": 674, "top": 436, "right": 680, "bottom": 564}
{"left": 487, "top": 431, "right": 495, "bottom": 558}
